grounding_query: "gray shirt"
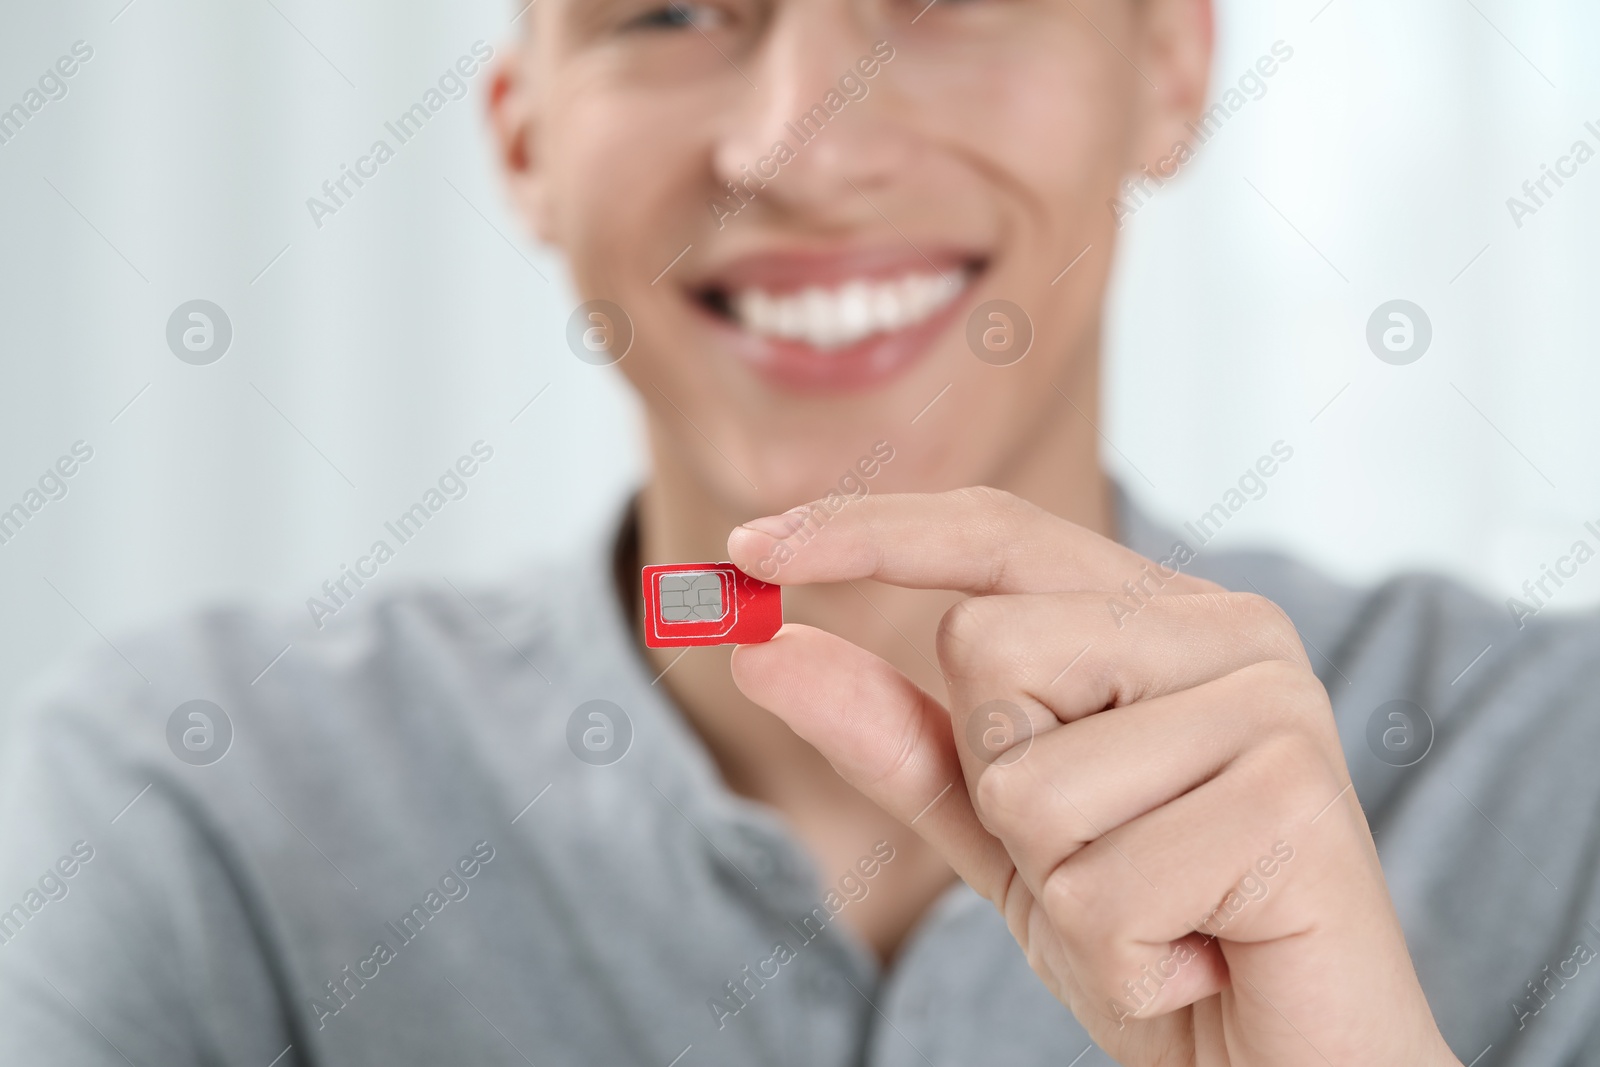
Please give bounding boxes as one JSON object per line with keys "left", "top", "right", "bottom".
{"left": 3, "top": 490, "right": 1599, "bottom": 1067}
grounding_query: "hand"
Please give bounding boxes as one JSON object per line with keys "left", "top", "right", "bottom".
{"left": 726, "top": 487, "right": 1458, "bottom": 1066}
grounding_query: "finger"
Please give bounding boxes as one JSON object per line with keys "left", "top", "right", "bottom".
{"left": 937, "top": 590, "right": 1313, "bottom": 861}
{"left": 728, "top": 624, "right": 1013, "bottom": 902}
{"left": 727, "top": 487, "right": 1218, "bottom": 598}
{"left": 972, "top": 660, "right": 1331, "bottom": 906}
{"left": 936, "top": 589, "right": 1310, "bottom": 738}
{"left": 1036, "top": 716, "right": 1362, "bottom": 1026}
{"left": 1056, "top": 764, "right": 1424, "bottom": 1064}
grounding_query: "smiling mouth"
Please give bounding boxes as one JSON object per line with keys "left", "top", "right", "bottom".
{"left": 697, "top": 263, "right": 982, "bottom": 351}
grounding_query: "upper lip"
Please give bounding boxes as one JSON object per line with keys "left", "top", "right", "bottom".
{"left": 687, "top": 244, "right": 986, "bottom": 298}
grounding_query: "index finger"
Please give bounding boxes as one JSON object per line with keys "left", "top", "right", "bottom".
{"left": 727, "top": 486, "right": 1218, "bottom": 597}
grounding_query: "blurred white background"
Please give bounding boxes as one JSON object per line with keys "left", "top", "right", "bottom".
{"left": 0, "top": 0, "right": 1596, "bottom": 712}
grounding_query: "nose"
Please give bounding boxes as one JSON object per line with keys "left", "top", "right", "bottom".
{"left": 712, "top": 15, "right": 911, "bottom": 222}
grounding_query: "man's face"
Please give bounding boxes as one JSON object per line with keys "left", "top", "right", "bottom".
{"left": 495, "top": 0, "right": 1210, "bottom": 513}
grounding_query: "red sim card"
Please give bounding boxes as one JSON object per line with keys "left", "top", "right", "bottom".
{"left": 641, "top": 562, "right": 782, "bottom": 648}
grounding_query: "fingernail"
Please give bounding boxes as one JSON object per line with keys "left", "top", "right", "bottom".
{"left": 740, "top": 507, "right": 810, "bottom": 539}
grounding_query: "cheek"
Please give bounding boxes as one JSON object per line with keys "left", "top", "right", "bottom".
{"left": 543, "top": 76, "right": 713, "bottom": 265}
{"left": 893, "top": 27, "right": 1134, "bottom": 219}
{"left": 890, "top": 40, "right": 1130, "bottom": 388}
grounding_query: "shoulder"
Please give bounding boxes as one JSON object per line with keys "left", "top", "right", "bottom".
{"left": 1112, "top": 482, "right": 1600, "bottom": 718}
{"left": 1190, "top": 541, "right": 1600, "bottom": 717}
{"left": 2, "top": 555, "right": 609, "bottom": 777}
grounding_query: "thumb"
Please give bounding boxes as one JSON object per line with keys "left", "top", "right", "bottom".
{"left": 729, "top": 623, "right": 1013, "bottom": 903}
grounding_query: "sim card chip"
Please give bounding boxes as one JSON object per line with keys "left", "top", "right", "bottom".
{"left": 658, "top": 571, "right": 727, "bottom": 622}
{"left": 642, "top": 562, "right": 782, "bottom": 648}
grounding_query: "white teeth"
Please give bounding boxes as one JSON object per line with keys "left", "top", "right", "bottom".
{"left": 801, "top": 288, "right": 838, "bottom": 347}
{"left": 837, "top": 282, "right": 872, "bottom": 340}
{"left": 870, "top": 285, "right": 903, "bottom": 331}
{"left": 729, "top": 270, "right": 968, "bottom": 349}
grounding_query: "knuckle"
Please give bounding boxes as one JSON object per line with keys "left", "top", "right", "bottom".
{"left": 1229, "top": 590, "right": 1311, "bottom": 663}
{"left": 1057, "top": 644, "right": 1122, "bottom": 712}
{"left": 951, "top": 486, "right": 1039, "bottom": 593}
{"left": 972, "top": 762, "right": 1027, "bottom": 829}
{"left": 1234, "top": 659, "right": 1337, "bottom": 748}
{"left": 935, "top": 598, "right": 983, "bottom": 667}
{"left": 1237, "top": 657, "right": 1322, "bottom": 712}
{"left": 954, "top": 484, "right": 1026, "bottom": 515}
{"left": 1229, "top": 590, "right": 1287, "bottom": 629}
{"left": 1270, "top": 663, "right": 1336, "bottom": 731}
{"left": 935, "top": 597, "right": 1013, "bottom": 678}
{"left": 864, "top": 697, "right": 928, "bottom": 792}
{"left": 1236, "top": 727, "right": 1342, "bottom": 826}
{"left": 1041, "top": 852, "right": 1107, "bottom": 921}
{"left": 1217, "top": 660, "right": 1346, "bottom": 819}
{"left": 1240, "top": 732, "right": 1315, "bottom": 792}
{"left": 1041, "top": 860, "right": 1119, "bottom": 959}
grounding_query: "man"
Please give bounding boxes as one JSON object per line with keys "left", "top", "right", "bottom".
{"left": 1, "top": 0, "right": 1595, "bottom": 1064}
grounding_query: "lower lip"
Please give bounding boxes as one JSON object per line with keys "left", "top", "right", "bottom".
{"left": 699, "top": 281, "right": 974, "bottom": 394}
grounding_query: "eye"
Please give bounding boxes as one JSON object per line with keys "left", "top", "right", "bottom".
{"left": 623, "top": 1, "right": 726, "bottom": 32}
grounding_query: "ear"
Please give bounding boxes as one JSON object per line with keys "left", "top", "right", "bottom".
{"left": 486, "top": 41, "right": 555, "bottom": 244}
{"left": 1127, "top": 0, "right": 1215, "bottom": 172}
